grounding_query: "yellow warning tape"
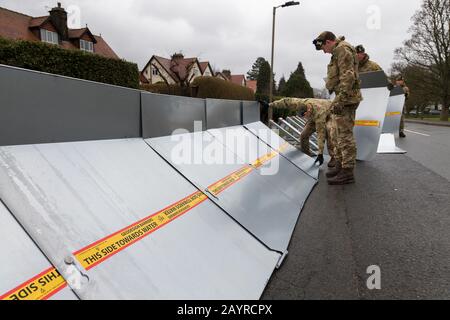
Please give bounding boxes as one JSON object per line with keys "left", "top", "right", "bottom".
{"left": 252, "top": 151, "right": 278, "bottom": 168}
{"left": 2, "top": 145, "right": 285, "bottom": 300}
{"left": 355, "top": 120, "right": 380, "bottom": 127}
{"left": 0, "top": 267, "right": 66, "bottom": 301}
{"left": 386, "top": 112, "right": 401, "bottom": 117}
{"left": 207, "top": 166, "right": 254, "bottom": 196}
{"left": 74, "top": 191, "right": 208, "bottom": 270}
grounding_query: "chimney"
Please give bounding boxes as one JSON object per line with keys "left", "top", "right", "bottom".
{"left": 171, "top": 53, "right": 184, "bottom": 63}
{"left": 49, "top": 2, "right": 68, "bottom": 41}
{"left": 222, "top": 70, "right": 231, "bottom": 80}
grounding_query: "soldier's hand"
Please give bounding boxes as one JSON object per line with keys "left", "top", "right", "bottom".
{"left": 314, "top": 154, "right": 324, "bottom": 166}
{"left": 387, "top": 83, "right": 394, "bottom": 91}
{"left": 331, "top": 103, "right": 344, "bottom": 115}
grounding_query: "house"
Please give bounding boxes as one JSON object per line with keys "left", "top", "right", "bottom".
{"left": 216, "top": 69, "right": 248, "bottom": 88}
{"left": 141, "top": 53, "right": 208, "bottom": 86}
{"left": 246, "top": 80, "right": 257, "bottom": 93}
{"left": 214, "top": 72, "right": 229, "bottom": 81}
{"left": 230, "top": 75, "right": 246, "bottom": 87}
{"left": 199, "top": 61, "right": 214, "bottom": 77}
{"left": 0, "top": 3, "right": 118, "bottom": 59}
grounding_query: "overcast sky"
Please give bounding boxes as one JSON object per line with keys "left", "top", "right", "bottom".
{"left": 1, "top": 0, "right": 423, "bottom": 88}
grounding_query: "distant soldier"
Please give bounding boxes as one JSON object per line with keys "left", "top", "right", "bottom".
{"left": 269, "top": 98, "right": 335, "bottom": 167}
{"left": 396, "top": 75, "right": 410, "bottom": 138}
{"left": 313, "top": 31, "right": 362, "bottom": 185}
{"left": 355, "top": 45, "right": 382, "bottom": 73}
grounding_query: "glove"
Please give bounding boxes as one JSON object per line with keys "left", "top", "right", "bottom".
{"left": 258, "top": 100, "right": 270, "bottom": 110}
{"left": 331, "top": 103, "right": 344, "bottom": 115}
{"left": 387, "top": 83, "right": 394, "bottom": 91}
{"left": 314, "top": 154, "right": 324, "bottom": 166}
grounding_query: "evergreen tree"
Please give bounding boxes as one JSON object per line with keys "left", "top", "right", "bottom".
{"left": 277, "top": 76, "right": 286, "bottom": 96}
{"left": 282, "top": 62, "right": 314, "bottom": 98}
{"left": 256, "top": 60, "right": 271, "bottom": 100}
{"left": 247, "top": 57, "right": 266, "bottom": 81}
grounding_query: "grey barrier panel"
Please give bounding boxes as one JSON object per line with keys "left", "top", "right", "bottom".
{"left": 359, "top": 70, "right": 389, "bottom": 89}
{"left": 0, "top": 201, "right": 78, "bottom": 300}
{"left": 245, "top": 121, "right": 319, "bottom": 180}
{"left": 0, "top": 65, "right": 141, "bottom": 146}
{"left": 353, "top": 86, "right": 390, "bottom": 161}
{"left": 206, "top": 98, "right": 241, "bottom": 129}
{"left": 0, "top": 139, "right": 280, "bottom": 299}
{"left": 382, "top": 87, "right": 406, "bottom": 134}
{"left": 356, "top": 71, "right": 392, "bottom": 159}
{"left": 208, "top": 126, "right": 317, "bottom": 206}
{"left": 141, "top": 92, "right": 207, "bottom": 138}
{"left": 242, "top": 101, "right": 260, "bottom": 125}
{"left": 377, "top": 133, "right": 406, "bottom": 154}
{"left": 377, "top": 87, "right": 407, "bottom": 154}
{"left": 147, "top": 132, "right": 303, "bottom": 254}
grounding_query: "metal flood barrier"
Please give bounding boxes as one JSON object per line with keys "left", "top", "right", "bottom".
{"left": 0, "top": 65, "right": 141, "bottom": 146}
{"left": 0, "top": 139, "right": 280, "bottom": 299}
{"left": 143, "top": 96, "right": 318, "bottom": 254}
{"left": 377, "top": 87, "right": 407, "bottom": 154}
{"left": 245, "top": 121, "right": 319, "bottom": 180}
{"left": 0, "top": 200, "right": 79, "bottom": 300}
{"left": 0, "top": 64, "right": 318, "bottom": 299}
{"left": 353, "top": 71, "right": 391, "bottom": 161}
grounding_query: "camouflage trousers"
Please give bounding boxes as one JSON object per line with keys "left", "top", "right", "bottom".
{"left": 329, "top": 104, "right": 359, "bottom": 169}
{"left": 400, "top": 106, "right": 405, "bottom": 132}
{"left": 300, "top": 118, "right": 335, "bottom": 158}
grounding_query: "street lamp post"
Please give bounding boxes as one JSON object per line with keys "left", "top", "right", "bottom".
{"left": 269, "top": 1, "right": 300, "bottom": 121}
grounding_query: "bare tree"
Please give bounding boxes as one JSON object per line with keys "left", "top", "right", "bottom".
{"left": 394, "top": 0, "right": 450, "bottom": 121}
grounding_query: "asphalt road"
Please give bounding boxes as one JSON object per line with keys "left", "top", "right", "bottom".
{"left": 398, "top": 122, "right": 450, "bottom": 181}
{"left": 262, "top": 123, "right": 450, "bottom": 300}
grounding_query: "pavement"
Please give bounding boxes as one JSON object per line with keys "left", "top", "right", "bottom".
{"left": 405, "top": 119, "right": 450, "bottom": 127}
{"left": 262, "top": 123, "right": 450, "bottom": 300}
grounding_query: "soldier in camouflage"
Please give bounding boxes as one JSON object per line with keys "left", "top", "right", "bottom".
{"left": 396, "top": 75, "right": 410, "bottom": 138}
{"left": 355, "top": 45, "right": 382, "bottom": 73}
{"left": 313, "top": 31, "right": 362, "bottom": 185}
{"left": 269, "top": 98, "right": 335, "bottom": 167}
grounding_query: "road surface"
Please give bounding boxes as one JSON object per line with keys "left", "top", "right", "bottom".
{"left": 263, "top": 123, "right": 450, "bottom": 299}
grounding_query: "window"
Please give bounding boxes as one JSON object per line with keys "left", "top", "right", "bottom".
{"left": 152, "top": 68, "right": 159, "bottom": 76}
{"left": 80, "top": 39, "right": 94, "bottom": 53}
{"left": 40, "top": 29, "right": 59, "bottom": 45}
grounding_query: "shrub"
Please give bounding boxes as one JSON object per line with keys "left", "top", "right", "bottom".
{"left": 140, "top": 83, "right": 190, "bottom": 96}
{"left": 0, "top": 37, "right": 139, "bottom": 89}
{"left": 191, "top": 76, "right": 255, "bottom": 101}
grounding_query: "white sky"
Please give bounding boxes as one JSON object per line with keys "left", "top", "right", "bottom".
{"left": 0, "top": 0, "right": 423, "bottom": 88}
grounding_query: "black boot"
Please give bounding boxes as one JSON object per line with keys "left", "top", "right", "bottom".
{"left": 328, "top": 168, "right": 355, "bottom": 185}
{"left": 326, "top": 162, "right": 341, "bottom": 179}
{"left": 328, "top": 157, "right": 336, "bottom": 168}
{"left": 399, "top": 131, "right": 406, "bottom": 138}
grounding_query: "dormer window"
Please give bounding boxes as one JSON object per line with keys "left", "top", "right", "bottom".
{"left": 80, "top": 39, "right": 94, "bottom": 52}
{"left": 40, "top": 29, "right": 59, "bottom": 45}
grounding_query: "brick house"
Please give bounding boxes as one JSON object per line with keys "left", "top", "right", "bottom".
{"left": 0, "top": 3, "right": 118, "bottom": 59}
{"left": 219, "top": 70, "right": 248, "bottom": 88}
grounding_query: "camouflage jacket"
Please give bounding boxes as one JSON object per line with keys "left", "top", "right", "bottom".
{"left": 359, "top": 54, "right": 382, "bottom": 73}
{"left": 326, "top": 37, "right": 363, "bottom": 106}
{"left": 270, "top": 98, "right": 332, "bottom": 154}
{"left": 401, "top": 85, "right": 410, "bottom": 100}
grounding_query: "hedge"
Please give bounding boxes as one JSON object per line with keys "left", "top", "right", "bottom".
{"left": 0, "top": 37, "right": 139, "bottom": 89}
{"left": 191, "top": 76, "right": 255, "bottom": 101}
{"left": 140, "top": 82, "right": 191, "bottom": 96}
